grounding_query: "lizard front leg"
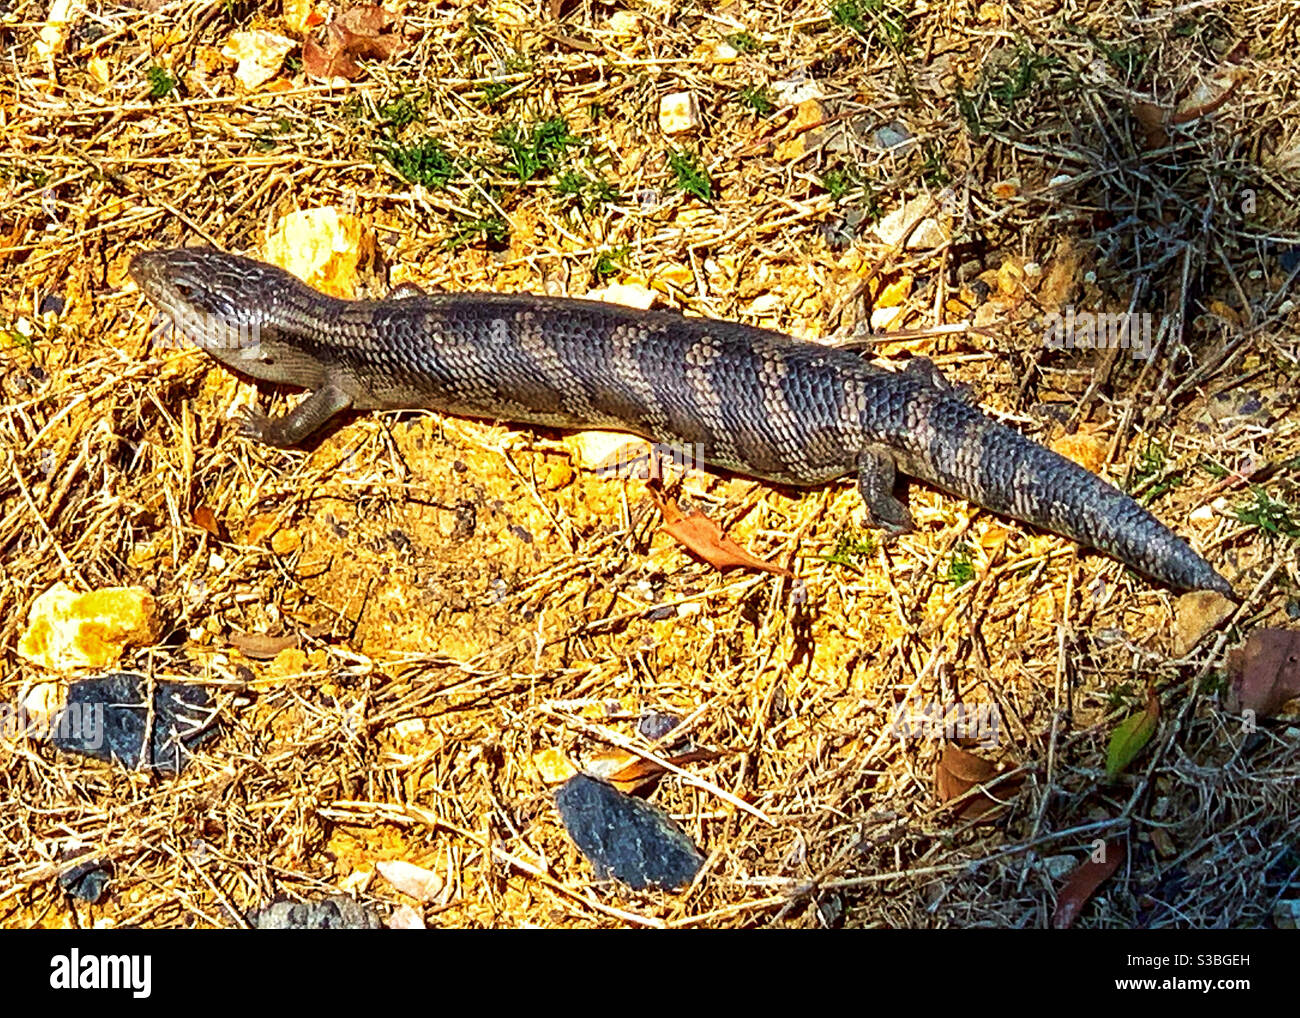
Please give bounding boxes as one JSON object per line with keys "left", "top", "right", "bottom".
{"left": 239, "top": 382, "right": 354, "bottom": 447}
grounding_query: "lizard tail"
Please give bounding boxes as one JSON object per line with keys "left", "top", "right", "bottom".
{"left": 907, "top": 398, "right": 1233, "bottom": 595}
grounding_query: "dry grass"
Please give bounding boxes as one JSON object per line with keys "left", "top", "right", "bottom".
{"left": 1, "top": 0, "right": 1297, "bottom": 929}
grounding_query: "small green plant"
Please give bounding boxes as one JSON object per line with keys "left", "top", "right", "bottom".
{"left": 376, "top": 94, "right": 423, "bottom": 129}
{"left": 824, "top": 529, "right": 875, "bottom": 569}
{"left": 821, "top": 168, "right": 852, "bottom": 200}
{"left": 1236, "top": 486, "right": 1300, "bottom": 538}
{"left": 145, "top": 65, "right": 174, "bottom": 99}
{"left": 555, "top": 170, "right": 618, "bottom": 210}
{"left": 920, "top": 142, "right": 950, "bottom": 188}
{"left": 1127, "top": 443, "right": 1184, "bottom": 503}
{"left": 987, "top": 45, "right": 1055, "bottom": 107}
{"left": 1091, "top": 37, "right": 1146, "bottom": 78}
{"left": 946, "top": 544, "right": 976, "bottom": 585}
{"left": 445, "top": 214, "right": 509, "bottom": 250}
{"left": 1198, "top": 456, "right": 1230, "bottom": 480}
{"left": 830, "top": 0, "right": 908, "bottom": 50}
{"left": 667, "top": 149, "right": 713, "bottom": 202}
{"left": 735, "top": 84, "right": 775, "bottom": 115}
{"left": 251, "top": 117, "right": 294, "bottom": 153}
{"left": 592, "top": 247, "right": 629, "bottom": 281}
{"left": 955, "top": 43, "right": 1056, "bottom": 136}
{"left": 726, "top": 31, "right": 761, "bottom": 53}
{"left": 382, "top": 137, "right": 458, "bottom": 188}
{"left": 494, "top": 117, "right": 580, "bottom": 182}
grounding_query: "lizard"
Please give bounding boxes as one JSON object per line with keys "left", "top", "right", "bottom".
{"left": 129, "top": 246, "right": 1234, "bottom": 596}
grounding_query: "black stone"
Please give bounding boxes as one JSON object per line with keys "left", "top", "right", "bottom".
{"left": 58, "top": 859, "right": 112, "bottom": 903}
{"left": 51, "top": 673, "right": 219, "bottom": 775}
{"left": 555, "top": 774, "right": 703, "bottom": 891}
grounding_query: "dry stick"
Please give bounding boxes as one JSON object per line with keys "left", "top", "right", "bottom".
{"left": 389, "top": 802, "right": 664, "bottom": 928}
{"left": 541, "top": 706, "right": 774, "bottom": 826}
{"left": 61, "top": 142, "right": 220, "bottom": 245}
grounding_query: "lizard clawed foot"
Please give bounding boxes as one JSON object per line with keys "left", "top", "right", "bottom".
{"left": 236, "top": 404, "right": 290, "bottom": 447}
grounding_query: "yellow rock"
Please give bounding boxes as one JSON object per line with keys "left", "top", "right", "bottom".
{"left": 543, "top": 457, "right": 575, "bottom": 490}
{"left": 270, "top": 528, "right": 302, "bottom": 555}
{"left": 532, "top": 747, "right": 578, "bottom": 784}
{"left": 1049, "top": 430, "right": 1108, "bottom": 474}
{"left": 264, "top": 207, "right": 375, "bottom": 298}
{"left": 269, "top": 647, "right": 308, "bottom": 678}
{"left": 659, "top": 91, "right": 701, "bottom": 135}
{"left": 876, "top": 275, "right": 913, "bottom": 308}
{"left": 18, "top": 583, "right": 161, "bottom": 671}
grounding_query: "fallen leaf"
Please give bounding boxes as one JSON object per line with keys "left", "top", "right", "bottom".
{"left": 220, "top": 29, "right": 297, "bottom": 90}
{"left": 586, "top": 746, "right": 719, "bottom": 793}
{"left": 934, "top": 745, "right": 1022, "bottom": 821}
{"left": 1132, "top": 101, "right": 1170, "bottom": 149}
{"left": 302, "top": 37, "right": 358, "bottom": 82}
{"left": 659, "top": 497, "right": 792, "bottom": 577}
{"left": 1227, "top": 628, "right": 1300, "bottom": 718}
{"left": 303, "top": 4, "right": 406, "bottom": 82}
{"left": 1105, "top": 688, "right": 1159, "bottom": 781}
{"left": 1132, "top": 68, "right": 1242, "bottom": 150}
{"left": 228, "top": 631, "right": 299, "bottom": 659}
{"left": 1052, "top": 840, "right": 1123, "bottom": 929}
{"left": 191, "top": 505, "right": 227, "bottom": 540}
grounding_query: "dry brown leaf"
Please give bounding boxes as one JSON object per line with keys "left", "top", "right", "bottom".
{"left": 302, "top": 4, "right": 406, "bottom": 82}
{"left": 1052, "top": 839, "right": 1123, "bottom": 929}
{"left": 659, "top": 497, "right": 793, "bottom": 577}
{"left": 1133, "top": 68, "right": 1241, "bottom": 150}
{"left": 191, "top": 504, "right": 226, "bottom": 540}
{"left": 1227, "top": 628, "right": 1300, "bottom": 718}
{"left": 228, "top": 631, "right": 299, "bottom": 659}
{"left": 934, "top": 745, "right": 1022, "bottom": 821}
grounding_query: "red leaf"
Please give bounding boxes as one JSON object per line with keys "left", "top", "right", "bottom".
{"left": 659, "top": 497, "right": 792, "bottom": 577}
{"left": 1052, "top": 839, "right": 1123, "bottom": 929}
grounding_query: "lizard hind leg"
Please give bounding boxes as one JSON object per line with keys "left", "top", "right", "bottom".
{"left": 856, "top": 446, "right": 915, "bottom": 535}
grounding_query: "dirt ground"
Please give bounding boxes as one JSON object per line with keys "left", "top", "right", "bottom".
{"left": 1, "top": 0, "right": 1297, "bottom": 928}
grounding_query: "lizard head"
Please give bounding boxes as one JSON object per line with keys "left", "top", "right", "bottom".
{"left": 129, "top": 247, "right": 308, "bottom": 381}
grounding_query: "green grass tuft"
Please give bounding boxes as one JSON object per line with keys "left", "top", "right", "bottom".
{"left": 381, "top": 137, "right": 459, "bottom": 188}
{"left": 494, "top": 117, "right": 580, "bottom": 182}
{"left": 145, "top": 66, "right": 174, "bottom": 99}
{"left": 667, "top": 149, "right": 714, "bottom": 202}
